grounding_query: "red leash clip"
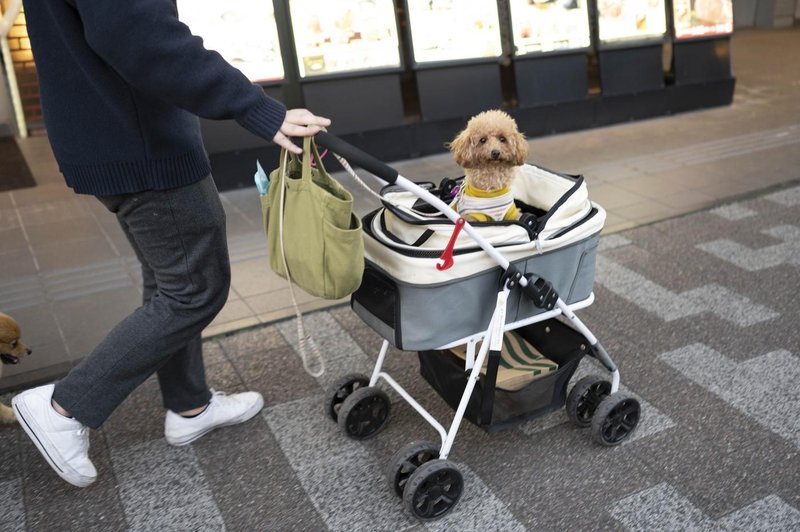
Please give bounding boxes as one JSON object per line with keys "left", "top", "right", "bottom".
{"left": 436, "top": 217, "right": 466, "bottom": 271}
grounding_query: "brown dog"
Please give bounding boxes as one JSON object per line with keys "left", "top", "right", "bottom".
{"left": 1, "top": 312, "right": 32, "bottom": 423}
{"left": 448, "top": 110, "right": 528, "bottom": 222}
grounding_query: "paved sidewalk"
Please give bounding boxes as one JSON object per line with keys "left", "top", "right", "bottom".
{"left": 1, "top": 181, "right": 798, "bottom": 531}
{"left": 1, "top": 29, "right": 799, "bottom": 391}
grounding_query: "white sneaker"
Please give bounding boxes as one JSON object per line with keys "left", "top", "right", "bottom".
{"left": 12, "top": 384, "right": 96, "bottom": 488}
{"left": 164, "top": 390, "right": 264, "bottom": 446}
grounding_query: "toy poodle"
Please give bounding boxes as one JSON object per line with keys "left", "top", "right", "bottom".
{"left": 0, "top": 312, "right": 32, "bottom": 423}
{"left": 448, "top": 110, "right": 529, "bottom": 222}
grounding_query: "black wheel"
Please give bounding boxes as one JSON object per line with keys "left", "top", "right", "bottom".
{"left": 566, "top": 375, "right": 612, "bottom": 428}
{"left": 324, "top": 373, "right": 370, "bottom": 422}
{"left": 337, "top": 386, "right": 391, "bottom": 440}
{"left": 386, "top": 441, "right": 440, "bottom": 498}
{"left": 591, "top": 393, "right": 641, "bottom": 446}
{"left": 438, "top": 178, "right": 458, "bottom": 200}
{"left": 403, "top": 459, "right": 464, "bottom": 521}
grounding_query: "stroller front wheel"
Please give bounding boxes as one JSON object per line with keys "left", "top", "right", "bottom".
{"left": 337, "top": 386, "right": 391, "bottom": 439}
{"left": 591, "top": 392, "right": 641, "bottom": 446}
{"left": 403, "top": 459, "right": 464, "bottom": 521}
{"left": 386, "top": 440, "right": 440, "bottom": 498}
{"left": 325, "top": 373, "right": 370, "bottom": 422}
{"left": 566, "top": 375, "right": 611, "bottom": 428}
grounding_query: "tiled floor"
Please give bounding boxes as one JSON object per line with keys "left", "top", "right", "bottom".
{"left": 1, "top": 28, "right": 800, "bottom": 393}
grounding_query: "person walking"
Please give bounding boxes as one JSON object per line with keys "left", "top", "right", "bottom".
{"left": 12, "top": 0, "right": 330, "bottom": 487}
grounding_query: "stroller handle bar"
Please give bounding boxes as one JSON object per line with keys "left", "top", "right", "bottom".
{"left": 315, "top": 131, "right": 399, "bottom": 185}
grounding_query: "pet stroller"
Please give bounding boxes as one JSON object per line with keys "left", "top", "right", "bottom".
{"left": 314, "top": 132, "right": 641, "bottom": 521}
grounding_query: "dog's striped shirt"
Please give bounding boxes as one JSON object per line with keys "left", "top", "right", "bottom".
{"left": 453, "top": 183, "right": 520, "bottom": 222}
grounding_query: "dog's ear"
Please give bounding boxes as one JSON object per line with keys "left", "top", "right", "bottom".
{"left": 447, "top": 128, "right": 476, "bottom": 168}
{"left": 509, "top": 129, "right": 529, "bottom": 166}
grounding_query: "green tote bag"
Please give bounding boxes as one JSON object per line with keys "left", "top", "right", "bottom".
{"left": 262, "top": 136, "right": 364, "bottom": 300}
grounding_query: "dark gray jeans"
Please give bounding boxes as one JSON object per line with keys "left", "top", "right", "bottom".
{"left": 53, "top": 176, "right": 231, "bottom": 429}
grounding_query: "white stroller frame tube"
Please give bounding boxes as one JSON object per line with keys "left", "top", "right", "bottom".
{"left": 557, "top": 299, "right": 619, "bottom": 393}
{"left": 370, "top": 339, "right": 450, "bottom": 445}
{"left": 375, "top": 364, "right": 450, "bottom": 446}
{"left": 439, "top": 289, "right": 509, "bottom": 458}
{"left": 367, "top": 288, "right": 511, "bottom": 458}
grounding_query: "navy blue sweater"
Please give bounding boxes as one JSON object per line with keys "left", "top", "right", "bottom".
{"left": 23, "top": 0, "right": 287, "bottom": 195}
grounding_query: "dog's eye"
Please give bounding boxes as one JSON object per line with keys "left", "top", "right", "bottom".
{"left": 499, "top": 136, "right": 507, "bottom": 143}
{"left": 479, "top": 137, "right": 487, "bottom": 144}
{"left": 11, "top": 340, "right": 17, "bottom": 347}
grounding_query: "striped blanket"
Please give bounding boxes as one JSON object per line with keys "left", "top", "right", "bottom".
{"left": 449, "top": 331, "right": 558, "bottom": 391}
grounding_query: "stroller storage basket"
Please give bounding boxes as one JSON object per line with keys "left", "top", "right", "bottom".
{"left": 418, "top": 318, "right": 588, "bottom": 432}
{"left": 352, "top": 165, "right": 605, "bottom": 351}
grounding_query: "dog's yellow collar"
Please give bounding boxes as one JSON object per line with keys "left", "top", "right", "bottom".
{"left": 463, "top": 183, "right": 511, "bottom": 199}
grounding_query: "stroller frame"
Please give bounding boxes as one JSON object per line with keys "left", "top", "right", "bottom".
{"left": 368, "top": 289, "right": 613, "bottom": 460}
{"left": 316, "top": 132, "right": 637, "bottom": 521}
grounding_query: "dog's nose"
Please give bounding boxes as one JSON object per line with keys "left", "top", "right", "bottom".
{"left": 491, "top": 150, "right": 500, "bottom": 160}
{"left": 27, "top": 348, "right": 32, "bottom": 355}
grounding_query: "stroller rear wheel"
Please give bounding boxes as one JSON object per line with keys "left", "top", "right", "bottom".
{"left": 566, "top": 375, "right": 611, "bottom": 428}
{"left": 591, "top": 392, "right": 641, "bottom": 446}
{"left": 403, "top": 459, "right": 464, "bottom": 521}
{"left": 325, "top": 373, "right": 370, "bottom": 422}
{"left": 337, "top": 386, "right": 391, "bottom": 439}
{"left": 386, "top": 441, "right": 440, "bottom": 497}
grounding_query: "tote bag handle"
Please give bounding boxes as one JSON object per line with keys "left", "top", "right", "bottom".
{"left": 276, "top": 144, "right": 326, "bottom": 378}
